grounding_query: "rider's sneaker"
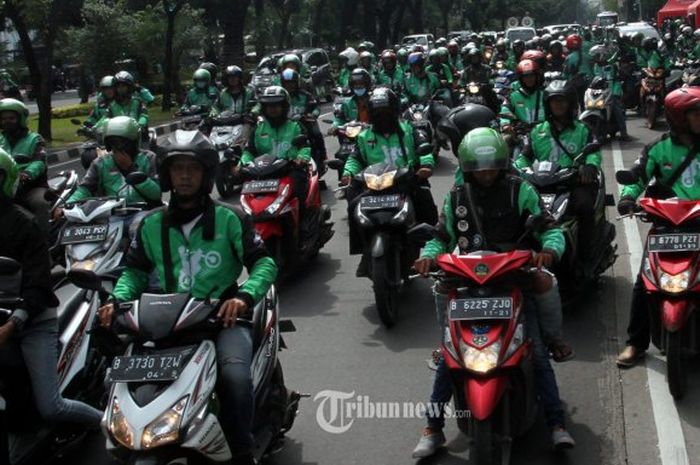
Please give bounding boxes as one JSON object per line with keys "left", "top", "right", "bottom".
{"left": 412, "top": 427, "right": 446, "bottom": 458}
{"left": 552, "top": 427, "right": 576, "bottom": 450}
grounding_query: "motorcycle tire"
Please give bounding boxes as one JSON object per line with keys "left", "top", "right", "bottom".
{"left": 371, "top": 255, "right": 398, "bottom": 328}
{"left": 666, "top": 329, "right": 687, "bottom": 400}
{"left": 215, "top": 169, "right": 236, "bottom": 199}
{"left": 473, "top": 417, "right": 501, "bottom": 465}
{"left": 646, "top": 100, "right": 657, "bottom": 130}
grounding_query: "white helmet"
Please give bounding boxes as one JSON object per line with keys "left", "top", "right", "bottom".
{"left": 339, "top": 47, "right": 359, "bottom": 66}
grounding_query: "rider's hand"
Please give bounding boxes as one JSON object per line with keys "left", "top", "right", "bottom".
{"left": 0, "top": 320, "right": 16, "bottom": 347}
{"left": 52, "top": 207, "right": 64, "bottom": 221}
{"left": 98, "top": 303, "right": 116, "bottom": 328}
{"left": 113, "top": 150, "right": 133, "bottom": 172}
{"left": 414, "top": 257, "right": 435, "bottom": 276}
{"left": 417, "top": 167, "right": 433, "bottom": 179}
{"left": 532, "top": 249, "right": 556, "bottom": 270}
{"left": 217, "top": 298, "right": 249, "bottom": 328}
{"left": 578, "top": 164, "right": 598, "bottom": 184}
{"left": 617, "top": 196, "right": 637, "bottom": 216}
{"left": 340, "top": 176, "right": 351, "bottom": 186}
{"left": 18, "top": 171, "right": 31, "bottom": 183}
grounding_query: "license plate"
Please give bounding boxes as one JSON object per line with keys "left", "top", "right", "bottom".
{"left": 61, "top": 224, "right": 108, "bottom": 245}
{"left": 242, "top": 179, "right": 280, "bottom": 194}
{"left": 360, "top": 194, "right": 401, "bottom": 211}
{"left": 108, "top": 347, "right": 196, "bottom": 383}
{"left": 541, "top": 194, "right": 556, "bottom": 210}
{"left": 448, "top": 297, "right": 514, "bottom": 321}
{"left": 648, "top": 233, "right": 700, "bottom": 253}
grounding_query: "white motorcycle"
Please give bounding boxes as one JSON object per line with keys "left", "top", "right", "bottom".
{"left": 210, "top": 110, "right": 252, "bottom": 199}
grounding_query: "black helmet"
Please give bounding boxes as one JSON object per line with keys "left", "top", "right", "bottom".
{"left": 114, "top": 70, "right": 135, "bottom": 87}
{"left": 642, "top": 37, "right": 657, "bottom": 51}
{"left": 437, "top": 103, "right": 499, "bottom": 156}
{"left": 512, "top": 39, "right": 525, "bottom": 51}
{"left": 350, "top": 68, "right": 372, "bottom": 88}
{"left": 543, "top": 80, "right": 577, "bottom": 120}
{"left": 368, "top": 87, "right": 399, "bottom": 120}
{"left": 467, "top": 47, "right": 483, "bottom": 64}
{"left": 198, "top": 62, "right": 219, "bottom": 80}
{"left": 158, "top": 130, "right": 219, "bottom": 194}
{"left": 223, "top": 65, "right": 243, "bottom": 79}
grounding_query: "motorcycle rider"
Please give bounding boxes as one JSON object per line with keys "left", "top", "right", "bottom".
{"left": 547, "top": 40, "right": 567, "bottom": 72}
{"left": 515, "top": 80, "right": 602, "bottom": 283}
{"left": 591, "top": 45, "right": 630, "bottom": 139}
{"left": 412, "top": 128, "right": 575, "bottom": 457}
{"left": 426, "top": 49, "right": 453, "bottom": 90}
{"left": 98, "top": 129, "right": 277, "bottom": 465}
{"left": 397, "top": 48, "right": 410, "bottom": 73}
{"left": 199, "top": 62, "right": 220, "bottom": 88}
{"left": 358, "top": 51, "right": 376, "bottom": 81}
{"left": 211, "top": 65, "right": 256, "bottom": 117}
{"left": 84, "top": 75, "right": 115, "bottom": 128}
{"left": 616, "top": 87, "right": 700, "bottom": 366}
{"left": 447, "top": 40, "right": 463, "bottom": 72}
{"left": 330, "top": 68, "right": 372, "bottom": 132}
{"left": 280, "top": 69, "right": 327, "bottom": 172}
{"left": 563, "top": 34, "right": 589, "bottom": 110}
{"left": 339, "top": 88, "right": 437, "bottom": 276}
{"left": 511, "top": 39, "right": 527, "bottom": 68}
{"left": 0, "top": 98, "right": 50, "bottom": 237}
{"left": 111, "top": 71, "right": 149, "bottom": 131}
{"left": 337, "top": 48, "right": 359, "bottom": 91}
{"left": 491, "top": 38, "right": 511, "bottom": 68}
{"left": 181, "top": 68, "right": 219, "bottom": 113}
{"left": 459, "top": 48, "right": 493, "bottom": 85}
{"left": 404, "top": 52, "right": 440, "bottom": 105}
{"left": 377, "top": 50, "right": 404, "bottom": 93}
{"left": 0, "top": 149, "right": 104, "bottom": 449}
{"left": 638, "top": 37, "right": 664, "bottom": 71}
{"left": 500, "top": 59, "right": 545, "bottom": 131}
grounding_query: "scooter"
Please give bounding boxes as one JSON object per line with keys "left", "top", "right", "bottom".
{"left": 323, "top": 119, "right": 368, "bottom": 182}
{"left": 240, "top": 152, "right": 334, "bottom": 276}
{"left": 640, "top": 68, "right": 665, "bottom": 130}
{"left": 67, "top": 269, "right": 304, "bottom": 464}
{"left": 209, "top": 110, "right": 252, "bottom": 199}
{"left": 617, "top": 170, "right": 700, "bottom": 400}
{"left": 46, "top": 169, "right": 79, "bottom": 267}
{"left": 579, "top": 77, "right": 617, "bottom": 142}
{"left": 408, "top": 224, "right": 538, "bottom": 465}
{"left": 176, "top": 105, "right": 210, "bottom": 130}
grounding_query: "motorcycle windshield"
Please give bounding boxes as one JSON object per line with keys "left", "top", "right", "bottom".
{"left": 247, "top": 154, "right": 290, "bottom": 179}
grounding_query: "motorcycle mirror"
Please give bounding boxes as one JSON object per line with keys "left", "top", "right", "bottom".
{"left": 325, "top": 159, "right": 344, "bottom": 171}
{"left": 125, "top": 171, "right": 148, "bottom": 186}
{"left": 70, "top": 118, "right": 82, "bottom": 126}
{"left": 292, "top": 135, "right": 308, "bottom": 149}
{"left": 581, "top": 142, "right": 601, "bottom": 156}
{"left": 615, "top": 169, "right": 639, "bottom": 185}
{"left": 67, "top": 269, "right": 103, "bottom": 292}
{"left": 407, "top": 223, "right": 436, "bottom": 243}
{"left": 0, "top": 257, "right": 21, "bottom": 276}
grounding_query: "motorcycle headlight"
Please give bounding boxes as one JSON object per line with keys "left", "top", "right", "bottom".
{"left": 586, "top": 99, "right": 596, "bottom": 110}
{"left": 346, "top": 126, "right": 362, "bottom": 138}
{"left": 141, "top": 396, "right": 188, "bottom": 449}
{"left": 414, "top": 112, "right": 423, "bottom": 121}
{"left": 469, "top": 84, "right": 480, "bottom": 94}
{"left": 265, "top": 184, "right": 290, "bottom": 215}
{"left": 595, "top": 99, "right": 606, "bottom": 109}
{"left": 659, "top": 270, "right": 690, "bottom": 294}
{"left": 109, "top": 398, "right": 135, "bottom": 449}
{"left": 364, "top": 171, "right": 397, "bottom": 191}
{"left": 503, "top": 323, "right": 525, "bottom": 361}
{"left": 460, "top": 339, "right": 500, "bottom": 373}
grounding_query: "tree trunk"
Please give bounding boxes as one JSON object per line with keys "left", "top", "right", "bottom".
{"left": 337, "top": 0, "right": 355, "bottom": 51}
{"left": 278, "top": 10, "right": 291, "bottom": 48}
{"left": 162, "top": 11, "right": 177, "bottom": 111}
{"left": 410, "top": 0, "right": 424, "bottom": 33}
{"left": 221, "top": 0, "right": 251, "bottom": 66}
{"left": 254, "top": 0, "right": 266, "bottom": 61}
{"left": 311, "top": 0, "right": 326, "bottom": 47}
{"left": 390, "top": 3, "right": 406, "bottom": 45}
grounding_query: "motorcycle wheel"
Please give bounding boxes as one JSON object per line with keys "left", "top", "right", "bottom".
{"left": 371, "top": 255, "right": 398, "bottom": 328}
{"left": 473, "top": 417, "right": 501, "bottom": 465}
{"left": 215, "top": 171, "right": 235, "bottom": 199}
{"left": 666, "top": 329, "right": 686, "bottom": 400}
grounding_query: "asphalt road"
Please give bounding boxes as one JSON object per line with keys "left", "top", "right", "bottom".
{"left": 53, "top": 109, "right": 700, "bottom": 465}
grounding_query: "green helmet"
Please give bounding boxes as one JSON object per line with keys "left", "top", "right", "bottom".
{"left": 0, "top": 98, "right": 29, "bottom": 129}
{"left": 99, "top": 75, "right": 115, "bottom": 89}
{"left": 280, "top": 53, "right": 301, "bottom": 69}
{"left": 0, "top": 148, "right": 18, "bottom": 199}
{"left": 104, "top": 116, "right": 140, "bottom": 142}
{"left": 193, "top": 68, "right": 211, "bottom": 83}
{"left": 457, "top": 127, "right": 509, "bottom": 173}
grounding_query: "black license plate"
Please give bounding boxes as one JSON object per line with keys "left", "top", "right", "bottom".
{"left": 108, "top": 347, "right": 196, "bottom": 383}
{"left": 61, "top": 224, "right": 108, "bottom": 245}
{"left": 448, "top": 297, "right": 514, "bottom": 321}
{"left": 242, "top": 179, "right": 280, "bottom": 194}
{"left": 360, "top": 194, "right": 401, "bottom": 211}
{"left": 648, "top": 233, "right": 700, "bottom": 253}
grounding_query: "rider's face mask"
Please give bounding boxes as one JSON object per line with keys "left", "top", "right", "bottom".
{"left": 353, "top": 87, "right": 367, "bottom": 97}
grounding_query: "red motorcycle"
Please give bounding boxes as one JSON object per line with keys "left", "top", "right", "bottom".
{"left": 627, "top": 196, "right": 700, "bottom": 399}
{"left": 411, "top": 225, "right": 538, "bottom": 464}
{"left": 240, "top": 153, "right": 333, "bottom": 275}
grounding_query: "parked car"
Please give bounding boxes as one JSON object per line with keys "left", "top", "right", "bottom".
{"left": 447, "top": 30, "right": 472, "bottom": 43}
{"left": 505, "top": 27, "right": 536, "bottom": 43}
{"left": 542, "top": 24, "right": 582, "bottom": 36}
{"left": 401, "top": 34, "right": 435, "bottom": 51}
{"left": 617, "top": 22, "right": 661, "bottom": 41}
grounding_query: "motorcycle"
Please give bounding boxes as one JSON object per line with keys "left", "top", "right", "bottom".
{"left": 208, "top": 110, "right": 252, "bottom": 199}
{"left": 240, "top": 152, "right": 334, "bottom": 276}
{"left": 67, "top": 269, "right": 304, "bottom": 464}
{"left": 408, "top": 224, "right": 539, "bottom": 465}
{"left": 640, "top": 68, "right": 665, "bottom": 129}
{"left": 617, "top": 170, "right": 700, "bottom": 399}
{"left": 45, "top": 168, "right": 79, "bottom": 267}
{"left": 176, "top": 105, "right": 210, "bottom": 130}
{"left": 456, "top": 82, "right": 501, "bottom": 115}
{"left": 291, "top": 113, "right": 327, "bottom": 179}
{"left": 71, "top": 118, "right": 157, "bottom": 169}
{"left": 348, "top": 162, "right": 420, "bottom": 328}
{"left": 323, "top": 119, "right": 368, "bottom": 182}
{"left": 579, "top": 76, "right": 617, "bottom": 142}
{"left": 519, "top": 144, "right": 617, "bottom": 298}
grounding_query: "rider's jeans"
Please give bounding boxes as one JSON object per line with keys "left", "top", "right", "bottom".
{"left": 427, "top": 290, "right": 566, "bottom": 430}
{"left": 611, "top": 96, "right": 628, "bottom": 138}
{"left": 625, "top": 271, "right": 651, "bottom": 351}
{"left": 20, "top": 316, "right": 103, "bottom": 426}
{"left": 216, "top": 324, "right": 255, "bottom": 453}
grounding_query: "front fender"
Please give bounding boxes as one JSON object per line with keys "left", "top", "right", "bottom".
{"left": 661, "top": 298, "right": 693, "bottom": 333}
{"left": 371, "top": 233, "right": 387, "bottom": 258}
{"left": 579, "top": 109, "right": 603, "bottom": 122}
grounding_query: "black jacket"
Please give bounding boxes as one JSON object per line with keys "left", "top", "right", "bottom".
{"left": 0, "top": 199, "right": 57, "bottom": 322}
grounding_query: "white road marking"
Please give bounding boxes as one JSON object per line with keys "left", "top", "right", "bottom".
{"left": 611, "top": 141, "right": 690, "bottom": 465}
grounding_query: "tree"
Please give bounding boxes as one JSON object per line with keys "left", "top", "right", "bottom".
{"left": 161, "top": 0, "right": 184, "bottom": 111}
{"left": 197, "top": 0, "right": 251, "bottom": 66}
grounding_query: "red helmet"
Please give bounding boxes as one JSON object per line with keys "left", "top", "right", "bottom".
{"left": 521, "top": 50, "right": 546, "bottom": 68}
{"left": 665, "top": 87, "right": 700, "bottom": 134}
{"left": 516, "top": 59, "right": 539, "bottom": 77}
{"left": 381, "top": 50, "right": 397, "bottom": 64}
{"left": 566, "top": 34, "right": 582, "bottom": 51}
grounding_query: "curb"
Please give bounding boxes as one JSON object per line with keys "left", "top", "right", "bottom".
{"left": 47, "top": 121, "right": 180, "bottom": 165}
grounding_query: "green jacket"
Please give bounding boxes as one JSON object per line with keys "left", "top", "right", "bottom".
{"left": 580, "top": 41, "right": 593, "bottom": 77}
{"left": 337, "top": 68, "right": 351, "bottom": 89}
{"left": 404, "top": 72, "right": 440, "bottom": 104}
{"left": 514, "top": 120, "right": 601, "bottom": 172}
{"left": 113, "top": 200, "right": 277, "bottom": 306}
{"left": 137, "top": 87, "right": 155, "bottom": 105}
{"left": 288, "top": 90, "right": 320, "bottom": 119}
{"left": 333, "top": 96, "right": 370, "bottom": 127}
{"left": 426, "top": 63, "right": 453, "bottom": 85}
{"left": 86, "top": 98, "right": 111, "bottom": 127}
{"left": 212, "top": 86, "right": 256, "bottom": 116}
{"left": 343, "top": 120, "right": 433, "bottom": 177}
{"left": 637, "top": 49, "right": 663, "bottom": 70}
{"left": 182, "top": 86, "right": 220, "bottom": 112}
{"left": 108, "top": 97, "right": 149, "bottom": 129}
{"left": 449, "top": 55, "right": 464, "bottom": 71}
{"left": 593, "top": 63, "right": 622, "bottom": 97}
{"left": 377, "top": 68, "right": 405, "bottom": 91}
{"left": 421, "top": 177, "right": 565, "bottom": 260}
{"left": 564, "top": 50, "right": 587, "bottom": 80}
{"left": 500, "top": 87, "right": 545, "bottom": 126}
{"left": 240, "top": 119, "right": 311, "bottom": 165}
{"left": 0, "top": 130, "right": 45, "bottom": 181}
{"left": 622, "top": 134, "right": 700, "bottom": 200}
{"left": 68, "top": 151, "right": 161, "bottom": 204}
